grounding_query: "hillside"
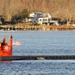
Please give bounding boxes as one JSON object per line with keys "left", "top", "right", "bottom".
{"left": 0, "top": 0, "right": 75, "bottom": 21}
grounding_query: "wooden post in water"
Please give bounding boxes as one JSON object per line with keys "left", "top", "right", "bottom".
{"left": 9, "top": 34, "right": 13, "bottom": 56}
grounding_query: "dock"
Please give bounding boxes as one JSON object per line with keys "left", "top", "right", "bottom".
{"left": 1, "top": 55, "right": 75, "bottom": 61}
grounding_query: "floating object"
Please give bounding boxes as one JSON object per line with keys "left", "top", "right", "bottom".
{"left": 13, "top": 41, "right": 21, "bottom": 46}
{"left": 0, "top": 34, "right": 12, "bottom": 56}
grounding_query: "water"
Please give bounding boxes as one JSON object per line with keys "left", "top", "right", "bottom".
{"left": 0, "top": 31, "right": 75, "bottom": 75}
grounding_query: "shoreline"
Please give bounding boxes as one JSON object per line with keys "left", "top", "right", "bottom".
{"left": 0, "top": 24, "right": 75, "bottom": 31}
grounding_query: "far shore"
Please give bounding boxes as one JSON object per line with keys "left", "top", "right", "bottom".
{"left": 0, "top": 24, "right": 75, "bottom": 31}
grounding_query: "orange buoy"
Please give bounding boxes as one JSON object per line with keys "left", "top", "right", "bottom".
{"left": 0, "top": 34, "right": 13, "bottom": 56}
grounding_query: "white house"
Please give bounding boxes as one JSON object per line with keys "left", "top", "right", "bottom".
{"left": 37, "top": 13, "right": 51, "bottom": 25}
{"left": 28, "top": 12, "right": 59, "bottom": 25}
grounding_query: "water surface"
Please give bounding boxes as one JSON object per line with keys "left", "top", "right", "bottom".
{"left": 0, "top": 31, "right": 75, "bottom": 75}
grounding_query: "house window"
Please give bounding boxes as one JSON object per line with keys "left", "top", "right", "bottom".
{"left": 43, "top": 19, "right": 47, "bottom": 21}
{"left": 40, "top": 19, "right": 42, "bottom": 21}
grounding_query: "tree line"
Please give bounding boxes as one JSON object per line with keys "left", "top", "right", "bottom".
{"left": 0, "top": 9, "right": 29, "bottom": 25}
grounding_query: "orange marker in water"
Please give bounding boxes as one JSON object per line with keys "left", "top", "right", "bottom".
{"left": 0, "top": 34, "right": 13, "bottom": 56}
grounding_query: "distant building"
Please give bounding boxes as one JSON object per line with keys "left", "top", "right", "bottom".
{"left": 38, "top": 13, "right": 51, "bottom": 25}
{"left": 28, "top": 12, "right": 59, "bottom": 25}
{"left": 28, "top": 12, "right": 42, "bottom": 23}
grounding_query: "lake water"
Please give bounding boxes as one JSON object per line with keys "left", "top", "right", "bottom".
{"left": 0, "top": 31, "right": 75, "bottom": 75}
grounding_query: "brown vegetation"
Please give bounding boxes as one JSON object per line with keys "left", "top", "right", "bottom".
{"left": 0, "top": 0, "right": 75, "bottom": 22}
